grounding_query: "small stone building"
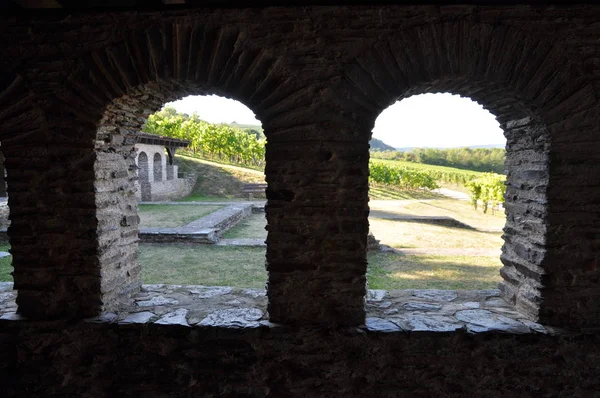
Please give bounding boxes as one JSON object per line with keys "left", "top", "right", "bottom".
{"left": 133, "top": 132, "right": 195, "bottom": 202}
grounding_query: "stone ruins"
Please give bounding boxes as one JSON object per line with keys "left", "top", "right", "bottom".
{"left": 0, "top": 2, "right": 599, "bottom": 396}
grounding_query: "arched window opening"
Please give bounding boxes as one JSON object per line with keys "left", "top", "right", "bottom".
{"left": 137, "top": 94, "right": 268, "bottom": 296}
{"left": 153, "top": 153, "right": 163, "bottom": 182}
{"left": 0, "top": 148, "right": 11, "bottom": 285}
{"left": 367, "top": 93, "right": 507, "bottom": 292}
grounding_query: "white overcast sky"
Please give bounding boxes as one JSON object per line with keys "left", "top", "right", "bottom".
{"left": 166, "top": 93, "right": 506, "bottom": 148}
{"left": 166, "top": 95, "right": 262, "bottom": 125}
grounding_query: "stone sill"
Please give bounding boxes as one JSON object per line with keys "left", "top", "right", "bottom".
{"left": 0, "top": 282, "right": 557, "bottom": 335}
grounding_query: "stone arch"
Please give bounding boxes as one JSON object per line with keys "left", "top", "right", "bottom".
{"left": 152, "top": 152, "right": 162, "bottom": 182}
{"left": 8, "top": 20, "right": 310, "bottom": 319}
{"left": 339, "top": 21, "right": 598, "bottom": 327}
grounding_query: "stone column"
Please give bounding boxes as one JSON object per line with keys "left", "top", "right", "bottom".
{"left": 498, "top": 118, "right": 551, "bottom": 322}
{"left": 166, "top": 165, "right": 178, "bottom": 180}
{"left": 161, "top": 151, "right": 167, "bottom": 181}
{"left": 265, "top": 124, "right": 370, "bottom": 326}
{"left": 95, "top": 126, "right": 141, "bottom": 313}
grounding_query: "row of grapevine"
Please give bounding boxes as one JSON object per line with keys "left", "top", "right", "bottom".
{"left": 143, "top": 107, "right": 265, "bottom": 168}
{"left": 417, "top": 169, "right": 475, "bottom": 186}
{"left": 369, "top": 162, "right": 440, "bottom": 190}
{"left": 371, "top": 159, "right": 480, "bottom": 186}
{"left": 466, "top": 173, "right": 506, "bottom": 213}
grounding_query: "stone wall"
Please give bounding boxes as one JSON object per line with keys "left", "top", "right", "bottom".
{"left": 0, "top": 4, "right": 599, "bottom": 396}
{"left": 146, "top": 176, "right": 196, "bottom": 202}
{"left": 1, "top": 317, "right": 599, "bottom": 397}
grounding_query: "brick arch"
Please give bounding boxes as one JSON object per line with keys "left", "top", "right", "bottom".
{"left": 11, "top": 21, "right": 301, "bottom": 318}
{"left": 339, "top": 21, "right": 598, "bottom": 327}
{"left": 341, "top": 22, "right": 594, "bottom": 129}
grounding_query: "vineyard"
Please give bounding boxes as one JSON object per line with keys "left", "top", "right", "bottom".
{"left": 369, "top": 162, "right": 439, "bottom": 190}
{"left": 370, "top": 159, "right": 506, "bottom": 209}
{"left": 466, "top": 173, "right": 506, "bottom": 213}
{"left": 143, "top": 107, "right": 506, "bottom": 209}
{"left": 371, "top": 158, "right": 481, "bottom": 186}
{"left": 143, "top": 107, "right": 265, "bottom": 168}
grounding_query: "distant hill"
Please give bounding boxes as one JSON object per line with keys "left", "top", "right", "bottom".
{"left": 227, "top": 122, "right": 265, "bottom": 139}
{"left": 396, "top": 144, "right": 504, "bottom": 152}
{"left": 228, "top": 122, "right": 263, "bottom": 133}
{"left": 370, "top": 138, "right": 396, "bottom": 151}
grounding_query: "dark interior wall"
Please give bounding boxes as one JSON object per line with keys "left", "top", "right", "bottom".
{"left": 0, "top": 4, "right": 599, "bottom": 396}
{"left": 1, "top": 321, "right": 600, "bottom": 397}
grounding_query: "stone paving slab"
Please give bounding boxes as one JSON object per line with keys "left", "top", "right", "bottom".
{"left": 183, "top": 204, "right": 252, "bottom": 231}
{"left": 140, "top": 203, "right": 253, "bottom": 243}
{"left": 0, "top": 282, "right": 559, "bottom": 334}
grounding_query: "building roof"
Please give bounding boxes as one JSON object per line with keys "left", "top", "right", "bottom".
{"left": 134, "top": 132, "right": 190, "bottom": 148}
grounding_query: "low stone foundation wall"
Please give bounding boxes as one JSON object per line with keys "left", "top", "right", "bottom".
{"left": 149, "top": 177, "right": 195, "bottom": 202}
{"left": 135, "top": 176, "right": 196, "bottom": 202}
{"left": 139, "top": 203, "right": 254, "bottom": 243}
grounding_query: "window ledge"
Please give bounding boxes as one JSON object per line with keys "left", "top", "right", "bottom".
{"left": 0, "top": 282, "right": 559, "bottom": 335}
{"left": 364, "top": 288, "right": 557, "bottom": 335}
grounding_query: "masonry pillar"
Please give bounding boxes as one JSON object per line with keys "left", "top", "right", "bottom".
{"left": 265, "top": 122, "right": 370, "bottom": 326}
{"left": 95, "top": 125, "right": 141, "bottom": 313}
{"left": 539, "top": 111, "right": 600, "bottom": 328}
{"left": 6, "top": 135, "right": 103, "bottom": 319}
{"left": 498, "top": 118, "right": 551, "bottom": 322}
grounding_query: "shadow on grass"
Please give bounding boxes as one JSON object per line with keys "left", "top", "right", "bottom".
{"left": 367, "top": 251, "right": 502, "bottom": 290}
{"left": 369, "top": 211, "right": 475, "bottom": 230}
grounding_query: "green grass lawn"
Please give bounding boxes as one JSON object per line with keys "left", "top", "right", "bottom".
{"left": 140, "top": 244, "right": 268, "bottom": 288}
{"left": 0, "top": 190, "right": 505, "bottom": 290}
{"left": 138, "top": 204, "right": 224, "bottom": 228}
{"left": 222, "top": 214, "right": 268, "bottom": 239}
{"left": 138, "top": 243, "right": 501, "bottom": 290}
{"left": 0, "top": 242, "right": 11, "bottom": 282}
